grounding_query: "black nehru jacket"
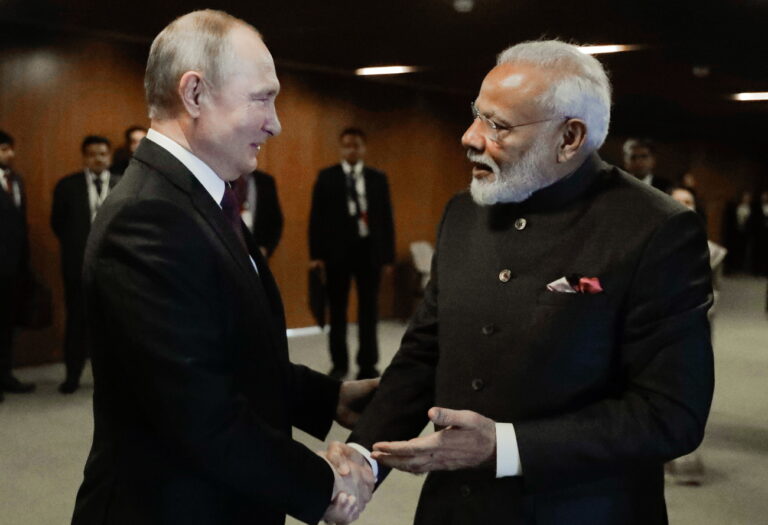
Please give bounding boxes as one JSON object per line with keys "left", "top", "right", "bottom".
{"left": 350, "top": 153, "right": 714, "bottom": 525}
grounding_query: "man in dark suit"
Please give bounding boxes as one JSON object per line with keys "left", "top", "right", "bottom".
{"left": 70, "top": 10, "right": 375, "bottom": 525}
{"left": 622, "top": 138, "right": 671, "bottom": 193}
{"left": 309, "top": 128, "right": 395, "bottom": 380}
{"left": 330, "top": 40, "right": 713, "bottom": 525}
{"left": 235, "top": 169, "right": 283, "bottom": 258}
{"left": 52, "top": 135, "right": 119, "bottom": 394}
{"left": 0, "top": 130, "right": 36, "bottom": 400}
{"left": 111, "top": 125, "right": 147, "bottom": 174}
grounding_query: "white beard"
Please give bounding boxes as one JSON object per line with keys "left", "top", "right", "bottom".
{"left": 468, "top": 135, "right": 559, "bottom": 206}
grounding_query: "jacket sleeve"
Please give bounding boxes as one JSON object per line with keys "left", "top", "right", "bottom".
{"left": 50, "top": 179, "right": 66, "bottom": 239}
{"left": 90, "top": 198, "right": 333, "bottom": 524}
{"left": 514, "top": 209, "right": 714, "bottom": 492}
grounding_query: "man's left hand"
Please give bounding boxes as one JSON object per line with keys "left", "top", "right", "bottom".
{"left": 371, "top": 407, "right": 496, "bottom": 473}
{"left": 336, "top": 378, "right": 380, "bottom": 429}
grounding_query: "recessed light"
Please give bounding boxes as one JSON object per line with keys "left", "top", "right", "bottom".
{"left": 730, "top": 92, "right": 768, "bottom": 102}
{"left": 355, "top": 65, "right": 418, "bottom": 76}
{"left": 578, "top": 45, "right": 642, "bottom": 55}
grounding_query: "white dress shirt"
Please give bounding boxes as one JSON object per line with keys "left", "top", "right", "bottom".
{"left": 84, "top": 169, "right": 111, "bottom": 222}
{"left": 341, "top": 159, "right": 370, "bottom": 238}
{"left": 1, "top": 169, "right": 22, "bottom": 208}
{"left": 146, "top": 129, "right": 258, "bottom": 273}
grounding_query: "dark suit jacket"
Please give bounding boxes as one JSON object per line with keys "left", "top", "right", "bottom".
{"left": 248, "top": 170, "right": 283, "bottom": 257}
{"left": 0, "top": 170, "right": 28, "bottom": 282}
{"left": 71, "top": 140, "right": 339, "bottom": 525}
{"left": 350, "top": 154, "right": 714, "bottom": 525}
{"left": 309, "top": 164, "right": 395, "bottom": 267}
{"left": 51, "top": 172, "right": 119, "bottom": 285}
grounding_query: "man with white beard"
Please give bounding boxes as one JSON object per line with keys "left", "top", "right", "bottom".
{"left": 332, "top": 40, "right": 715, "bottom": 525}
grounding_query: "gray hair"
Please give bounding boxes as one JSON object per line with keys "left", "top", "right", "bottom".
{"left": 497, "top": 40, "right": 612, "bottom": 152}
{"left": 145, "top": 10, "right": 257, "bottom": 120}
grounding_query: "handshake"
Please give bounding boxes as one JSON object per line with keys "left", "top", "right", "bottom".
{"left": 318, "top": 442, "right": 375, "bottom": 525}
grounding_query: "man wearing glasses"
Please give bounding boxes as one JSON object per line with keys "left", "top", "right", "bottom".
{"left": 333, "top": 40, "right": 714, "bottom": 525}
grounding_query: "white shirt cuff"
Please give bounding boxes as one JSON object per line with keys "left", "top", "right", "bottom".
{"left": 347, "top": 443, "right": 379, "bottom": 480}
{"left": 495, "top": 422, "right": 523, "bottom": 477}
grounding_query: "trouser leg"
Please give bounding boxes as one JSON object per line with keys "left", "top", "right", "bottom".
{"left": 325, "top": 263, "right": 351, "bottom": 370}
{"left": 63, "top": 280, "right": 88, "bottom": 384}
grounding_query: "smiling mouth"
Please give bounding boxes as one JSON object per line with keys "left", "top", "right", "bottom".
{"left": 471, "top": 161, "right": 494, "bottom": 179}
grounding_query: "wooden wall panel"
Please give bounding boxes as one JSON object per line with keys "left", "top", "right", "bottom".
{"left": 1, "top": 29, "right": 469, "bottom": 366}
{"left": 3, "top": 27, "right": 762, "bottom": 367}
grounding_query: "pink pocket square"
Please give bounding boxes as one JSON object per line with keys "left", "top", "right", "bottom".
{"left": 546, "top": 275, "right": 603, "bottom": 294}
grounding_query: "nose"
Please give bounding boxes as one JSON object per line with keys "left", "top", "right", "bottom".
{"left": 264, "top": 103, "right": 282, "bottom": 138}
{"left": 461, "top": 119, "right": 485, "bottom": 152}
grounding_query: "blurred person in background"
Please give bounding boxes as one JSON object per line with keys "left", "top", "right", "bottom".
{"left": 51, "top": 135, "right": 119, "bottom": 394}
{"left": 309, "top": 128, "right": 395, "bottom": 381}
{"left": 0, "top": 130, "right": 36, "bottom": 400}
{"left": 623, "top": 137, "right": 671, "bottom": 193}
{"left": 666, "top": 185, "right": 726, "bottom": 485}
{"left": 234, "top": 169, "right": 283, "bottom": 258}
{"left": 111, "top": 125, "right": 147, "bottom": 174}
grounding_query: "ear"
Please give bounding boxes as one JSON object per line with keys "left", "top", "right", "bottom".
{"left": 557, "top": 118, "right": 588, "bottom": 163}
{"left": 178, "top": 71, "right": 206, "bottom": 118}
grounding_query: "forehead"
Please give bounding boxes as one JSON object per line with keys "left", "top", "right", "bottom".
{"left": 476, "top": 62, "right": 551, "bottom": 114}
{"left": 628, "top": 146, "right": 653, "bottom": 157}
{"left": 227, "top": 26, "right": 280, "bottom": 91}
{"left": 84, "top": 143, "right": 109, "bottom": 153}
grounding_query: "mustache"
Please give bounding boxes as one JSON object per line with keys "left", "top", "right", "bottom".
{"left": 466, "top": 150, "right": 499, "bottom": 173}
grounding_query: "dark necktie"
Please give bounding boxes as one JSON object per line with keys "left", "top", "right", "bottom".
{"left": 221, "top": 183, "right": 248, "bottom": 252}
{"left": 347, "top": 172, "right": 362, "bottom": 219}
{"left": 92, "top": 175, "right": 103, "bottom": 196}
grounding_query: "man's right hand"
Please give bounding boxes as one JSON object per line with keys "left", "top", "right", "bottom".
{"left": 318, "top": 443, "right": 375, "bottom": 524}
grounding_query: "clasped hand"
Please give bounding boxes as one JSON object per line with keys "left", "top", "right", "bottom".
{"left": 319, "top": 442, "right": 375, "bottom": 524}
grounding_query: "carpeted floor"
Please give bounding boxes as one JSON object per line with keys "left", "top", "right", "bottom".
{"left": 1, "top": 276, "right": 766, "bottom": 524}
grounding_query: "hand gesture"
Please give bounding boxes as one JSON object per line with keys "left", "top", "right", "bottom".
{"left": 371, "top": 407, "right": 496, "bottom": 473}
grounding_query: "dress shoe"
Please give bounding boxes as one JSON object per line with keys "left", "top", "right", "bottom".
{"left": 356, "top": 368, "right": 380, "bottom": 380}
{"left": 328, "top": 366, "right": 348, "bottom": 380}
{"left": 58, "top": 381, "right": 80, "bottom": 394}
{"left": 1, "top": 375, "right": 36, "bottom": 393}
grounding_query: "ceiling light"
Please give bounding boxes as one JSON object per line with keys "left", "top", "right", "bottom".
{"left": 577, "top": 44, "right": 642, "bottom": 55}
{"left": 730, "top": 92, "right": 768, "bottom": 102}
{"left": 355, "top": 65, "right": 418, "bottom": 76}
{"left": 453, "top": 0, "right": 475, "bottom": 12}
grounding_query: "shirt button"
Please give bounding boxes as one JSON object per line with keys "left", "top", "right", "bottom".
{"left": 471, "top": 378, "right": 485, "bottom": 391}
{"left": 481, "top": 324, "right": 495, "bottom": 336}
{"left": 499, "top": 269, "right": 512, "bottom": 282}
{"left": 460, "top": 484, "right": 472, "bottom": 497}
{"left": 514, "top": 217, "right": 527, "bottom": 230}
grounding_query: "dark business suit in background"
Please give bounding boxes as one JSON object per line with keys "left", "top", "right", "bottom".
{"left": 0, "top": 169, "right": 29, "bottom": 391}
{"left": 236, "top": 170, "right": 283, "bottom": 257}
{"left": 309, "top": 164, "right": 395, "bottom": 377}
{"left": 71, "top": 139, "right": 340, "bottom": 525}
{"left": 350, "top": 154, "right": 714, "bottom": 525}
{"left": 51, "top": 171, "right": 118, "bottom": 389}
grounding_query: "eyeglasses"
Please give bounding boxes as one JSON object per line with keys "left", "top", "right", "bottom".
{"left": 470, "top": 101, "right": 570, "bottom": 143}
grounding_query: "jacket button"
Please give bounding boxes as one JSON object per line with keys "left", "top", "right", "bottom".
{"left": 460, "top": 484, "right": 472, "bottom": 497}
{"left": 471, "top": 378, "right": 485, "bottom": 391}
{"left": 499, "top": 269, "right": 512, "bottom": 282}
{"left": 514, "top": 217, "right": 527, "bottom": 230}
{"left": 481, "top": 324, "right": 495, "bottom": 336}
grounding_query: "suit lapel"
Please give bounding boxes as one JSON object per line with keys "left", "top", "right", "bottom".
{"left": 133, "top": 141, "right": 278, "bottom": 331}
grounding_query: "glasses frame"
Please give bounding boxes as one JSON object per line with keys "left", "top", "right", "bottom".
{"left": 470, "top": 101, "right": 571, "bottom": 143}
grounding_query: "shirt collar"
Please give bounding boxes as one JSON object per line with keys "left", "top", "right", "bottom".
{"left": 146, "top": 128, "right": 225, "bottom": 207}
{"left": 85, "top": 168, "right": 110, "bottom": 181}
{"left": 342, "top": 160, "right": 363, "bottom": 176}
